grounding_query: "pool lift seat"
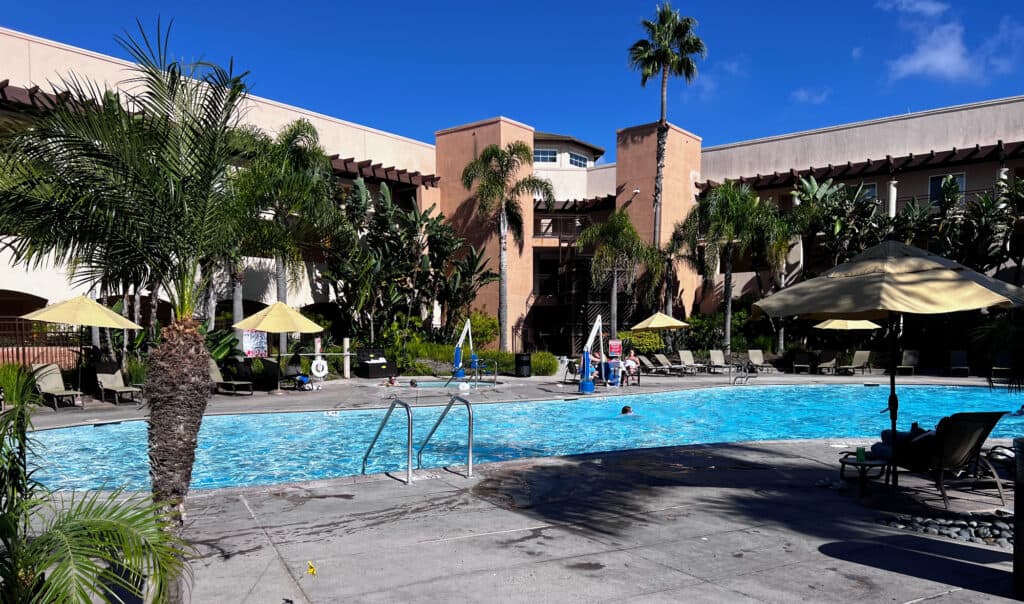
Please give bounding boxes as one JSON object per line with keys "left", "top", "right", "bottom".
{"left": 417, "top": 395, "right": 474, "bottom": 478}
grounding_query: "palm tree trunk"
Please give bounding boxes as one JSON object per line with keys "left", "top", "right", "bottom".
{"left": 150, "top": 282, "right": 161, "bottom": 338}
{"left": 777, "top": 263, "right": 786, "bottom": 353}
{"left": 206, "top": 281, "right": 216, "bottom": 333}
{"left": 121, "top": 291, "right": 130, "bottom": 368}
{"left": 653, "top": 67, "right": 669, "bottom": 249}
{"left": 498, "top": 207, "right": 510, "bottom": 352}
{"left": 610, "top": 268, "right": 619, "bottom": 339}
{"left": 276, "top": 254, "right": 288, "bottom": 356}
{"left": 664, "top": 258, "right": 674, "bottom": 316}
{"left": 232, "top": 264, "right": 245, "bottom": 345}
{"left": 723, "top": 247, "right": 734, "bottom": 354}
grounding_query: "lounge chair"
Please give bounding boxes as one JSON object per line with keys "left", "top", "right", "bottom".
{"left": 896, "top": 350, "right": 920, "bottom": 375}
{"left": 792, "top": 353, "right": 811, "bottom": 374}
{"left": 879, "top": 412, "right": 1009, "bottom": 509}
{"left": 562, "top": 360, "right": 579, "bottom": 384}
{"left": 707, "top": 350, "right": 733, "bottom": 374}
{"left": 637, "top": 355, "right": 667, "bottom": 375}
{"left": 678, "top": 350, "right": 706, "bottom": 374}
{"left": 622, "top": 362, "right": 640, "bottom": 385}
{"left": 747, "top": 349, "right": 774, "bottom": 373}
{"left": 838, "top": 350, "right": 871, "bottom": 375}
{"left": 32, "top": 363, "right": 82, "bottom": 410}
{"left": 949, "top": 350, "right": 969, "bottom": 377}
{"left": 816, "top": 350, "right": 837, "bottom": 375}
{"left": 209, "top": 358, "right": 254, "bottom": 396}
{"left": 96, "top": 369, "right": 142, "bottom": 405}
{"left": 991, "top": 351, "right": 1012, "bottom": 379}
{"left": 653, "top": 353, "right": 685, "bottom": 375}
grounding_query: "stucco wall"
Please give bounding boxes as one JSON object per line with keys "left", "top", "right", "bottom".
{"left": 702, "top": 96, "right": 1024, "bottom": 183}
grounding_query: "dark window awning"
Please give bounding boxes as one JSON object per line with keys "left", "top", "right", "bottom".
{"left": 534, "top": 194, "right": 615, "bottom": 212}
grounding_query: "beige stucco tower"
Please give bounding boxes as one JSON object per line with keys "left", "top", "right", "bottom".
{"left": 615, "top": 122, "right": 703, "bottom": 314}
{"left": 435, "top": 117, "right": 537, "bottom": 350}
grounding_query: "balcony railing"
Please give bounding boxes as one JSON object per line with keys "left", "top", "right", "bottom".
{"left": 534, "top": 214, "right": 592, "bottom": 239}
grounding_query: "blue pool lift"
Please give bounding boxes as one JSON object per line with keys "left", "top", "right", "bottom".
{"left": 452, "top": 318, "right": 475, "bottom": 378}
{"left": 579, "top": 314, "right": 604, "bottom": 394}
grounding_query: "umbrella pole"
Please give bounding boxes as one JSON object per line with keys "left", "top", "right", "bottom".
{"left": 270, "top": 336, "right": 285, "bottom": 396}
{"left": 888, "top": 313, "right": 900, "bottom": 487}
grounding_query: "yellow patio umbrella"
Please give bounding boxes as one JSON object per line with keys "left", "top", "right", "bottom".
{"left": 233, "top": 302, "right": 322, "bottom": 394}
{"left": 813, "top": 319, "right": 881, "bottom": 331}
{"left": 232, "top": 302, "right": 323, "bottom": 334}
{"left": 630, "top": 312, "right": 689, "bottom": 332}
{"left": 22, "top": 295, "right": 142, "bottom": 330}
{"left": 754, "top": 241, "right": 1024, "bottom": 478}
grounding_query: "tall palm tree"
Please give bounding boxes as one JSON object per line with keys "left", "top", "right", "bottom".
{"left": 461, "top": 142, "right": 554, "bottom": 352}
{"left": 232, "top": 120, "right": 336, "bottom": 355}
{"left": 0, "top": 364, "right": 187, "bottom": 602}
{"left": 674, "top": 180, "right": 762, "bottom": 353}
{"left": 0, "top": 23, "right": 250, "bottom": 578}
{"left": 577, "top": 210, "right": 663, "bottom": 338}
{"left": 628, "top": 2, "right": 706, "bottom": 250}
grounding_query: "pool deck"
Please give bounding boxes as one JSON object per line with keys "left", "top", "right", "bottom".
{"left": 31, "top": 372, "right": 1022, "bottom": 601}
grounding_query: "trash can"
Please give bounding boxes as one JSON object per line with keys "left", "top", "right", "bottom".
{"left": 515, "top": 353, "right": 532, "bottom": 377}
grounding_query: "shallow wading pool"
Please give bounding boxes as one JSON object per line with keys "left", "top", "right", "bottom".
{"left": 31, "top": 385, "right": 1024, "bottom": 491}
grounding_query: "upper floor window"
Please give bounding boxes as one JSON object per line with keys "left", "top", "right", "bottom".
{"left": 928, "top": 173, "right": 965, "bottom": 202}
{"left": 534, "top": 148, "right": 557, "bottom": 163}
{"left": 568, "top": 152, "right": 588, "bottom": 168}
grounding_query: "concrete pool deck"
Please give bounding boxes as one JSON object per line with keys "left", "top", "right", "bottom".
{"left": 29, "top": 372, "right": 1023, "bottom": 601}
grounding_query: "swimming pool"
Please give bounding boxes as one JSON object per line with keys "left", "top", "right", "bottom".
{"left": 31, "top": 385, "right": 1024, "bottom": 491}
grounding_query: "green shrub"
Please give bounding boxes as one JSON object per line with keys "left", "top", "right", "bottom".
{"left": 300, "top": 356, "right": 312, "bottom": 375}
{"left": 478, "top": 350, "right": 514, "bottom": 373}
{"left": 530, "top": 351, "right": 559, "bottom": 376}
{"left": 469, "top": 310, "right": 499, "bottom": 346}
{"left": 251, "top": 357, "right": 265, "bottom": 375}
{"left": 618, "top": 330, "right": 664, "bottom": 354}
{"left": 125, "top": 357, "right": 148, "bottom": 385}
{"left": 406, "top": 362, "right": 435, "bottom": 376}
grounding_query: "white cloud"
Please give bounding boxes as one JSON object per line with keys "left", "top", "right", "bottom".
{"left": 888, "top": 22, "right": 975, "bottom": 81}
{"left": 851, "top": 47, "right": 863, "bottom": 59}
{"left": 876, "top": 0, "right": 949, "bottom": 17}
{"left": 980, "top": 17, "right": 1024, "bottom": 75}
{"left": 718, "top": 60, "right": 742, "bottom": 76}
{"left": 790, "top": 87, "right": 832, "bottom": 104}
{"left": 684, "top": 74, "right": 717, "bottom": 102}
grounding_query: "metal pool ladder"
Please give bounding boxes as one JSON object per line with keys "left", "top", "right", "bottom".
{"left": 417, "top": 395, "right": 474, "bottom": 477}
{"left": 362, "top": 396, "right": 414, "bottom": 484}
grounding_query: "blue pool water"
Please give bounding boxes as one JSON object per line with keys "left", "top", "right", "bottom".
{"left": 31, "top": 385, "right": 1024, "bottom": 491}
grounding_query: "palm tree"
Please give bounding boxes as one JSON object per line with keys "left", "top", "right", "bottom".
{"left": 461, "top": 142, "right": 554, "bottom": 352}
{"left": 232, "top": 120, "right": 336, "bottom": 355}
{"left": 0, "top": 23, "right": 249, "bottom": 573}
{"left": 674, "top": 180, "right": 762, "bottom": 353}
{"left": 628, "top": 2, "right": 706, "bottom": 250}
{"left": 0, "top": 364, "right": 186, "bottom": 602}
{"left": 577, "top": 210, "right": 663, "bottom": 338}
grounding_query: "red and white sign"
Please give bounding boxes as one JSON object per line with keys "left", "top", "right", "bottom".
{"left": 608, "top": 339, "right": 622, "bottom": 357}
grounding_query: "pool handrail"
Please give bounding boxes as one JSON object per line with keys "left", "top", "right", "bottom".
{"left": 361, "top": 396, "right": 414, "bottom": 485}
{"left": 417, "top": 395, "right": 474, "bottom": 477}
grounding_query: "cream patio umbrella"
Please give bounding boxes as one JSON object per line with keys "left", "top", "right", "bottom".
{"left": 630, "top": 312, "right": 689, "bottom": 332}
{"left": 813, "top": 319, "right": 881, "bottom": 331}
{"left": 754, "top": 241, "right": 1024, "bottom": 472}
{"left": 22, "top": 295, "right": 144, "bottom": 394}
{"left": 233, "top": 302, "right": 323, "bottom": 394}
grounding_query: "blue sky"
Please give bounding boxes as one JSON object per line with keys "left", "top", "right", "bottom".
{"left": 3, "top": 1, "right": 1021, "bottom": 162}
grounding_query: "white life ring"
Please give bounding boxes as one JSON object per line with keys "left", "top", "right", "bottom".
{"left": 311, "top": 358, "right": 329, "bottom": 378}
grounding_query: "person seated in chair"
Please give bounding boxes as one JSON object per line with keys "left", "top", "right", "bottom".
{"left": 870, "top": 420, "right": 940, "bottom": 472}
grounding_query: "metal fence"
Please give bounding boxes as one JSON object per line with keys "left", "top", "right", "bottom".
{"left": 0, "top": 317, "right": 82, "bottom": 369}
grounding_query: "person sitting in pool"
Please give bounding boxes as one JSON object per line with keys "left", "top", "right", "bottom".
{"left": 380, "top": 375, "right": 397, "bottom": 387}
{"left": 409, "top": 379, "right": 418, "bottom": 388}
{"left": 621, "top": 405, "right": 634, "bottom": 415}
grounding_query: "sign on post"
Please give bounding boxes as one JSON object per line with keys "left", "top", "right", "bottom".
{"left": 243, "top": 330, "right": 268, "bottom": 358}
{"left": 608, "top": 339, "right": 622, "bottom": 357}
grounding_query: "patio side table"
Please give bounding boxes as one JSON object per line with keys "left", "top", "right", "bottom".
{"left": 839, "top": 454, "right": 889, "bottom": 498}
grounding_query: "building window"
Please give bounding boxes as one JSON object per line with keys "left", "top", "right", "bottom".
{"left": 534, "top": 148, "right": 557, "bottom": 163}
{"left": 534, "top": 251, "right": 560, "bottom": 295}
{"left": 847, "top": 182, "right": 877, "bottom": 201}
{"left": 568, "top": 152, "right": 588, "bottom": 168}
{"left": 929, "top": 173, "right": 965, "bottom": 202}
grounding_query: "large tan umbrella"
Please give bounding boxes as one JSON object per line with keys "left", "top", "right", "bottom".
{"left": 233, "top": 302, "right": 322, "bottom": 394}
{"left": 754, "top": 241, "right": 1024, "bottom": 474}
{"left": 631, "top": 312, "right": 689, "bottom": 332}
{"left": 22, "top": 295, "right": 142, "bottom": 330}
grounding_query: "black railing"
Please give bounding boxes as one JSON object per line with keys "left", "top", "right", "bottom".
{"left": 0, "top": 317, "right": 83, "bottom": 369}
{"left": 533, "top": 214, "right": 592, "bottom": 239}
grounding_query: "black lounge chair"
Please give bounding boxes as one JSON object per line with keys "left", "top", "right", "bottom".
{"left": 991, "top": 351, "right": 1012, "bottom": 379}
{"left": 949, "top": 350, "right": 969, "bottom": 377}
{"left": 881, "top": 411, "right": 1009, "bottom": 509}
{"left": 838, "top": 350, "right": 871, "bottom": 375}
{"left": 816, "top": 350, "right": 837, "bottom": 374}
{"left": 896, "top": 350, "right": 920, "bottom": 375}
{"left": 792, "top": 352, "right": 811, "bottom": 374}
{"left": 562, "top": 360, "right": 579, "bottom": 384}
{"left": 209, "top": 359, "right": 253, "bottom": 396}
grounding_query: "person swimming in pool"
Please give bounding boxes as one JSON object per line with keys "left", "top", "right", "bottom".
{"left": 621, "top": 405, "right": 633, "bottom": 415}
